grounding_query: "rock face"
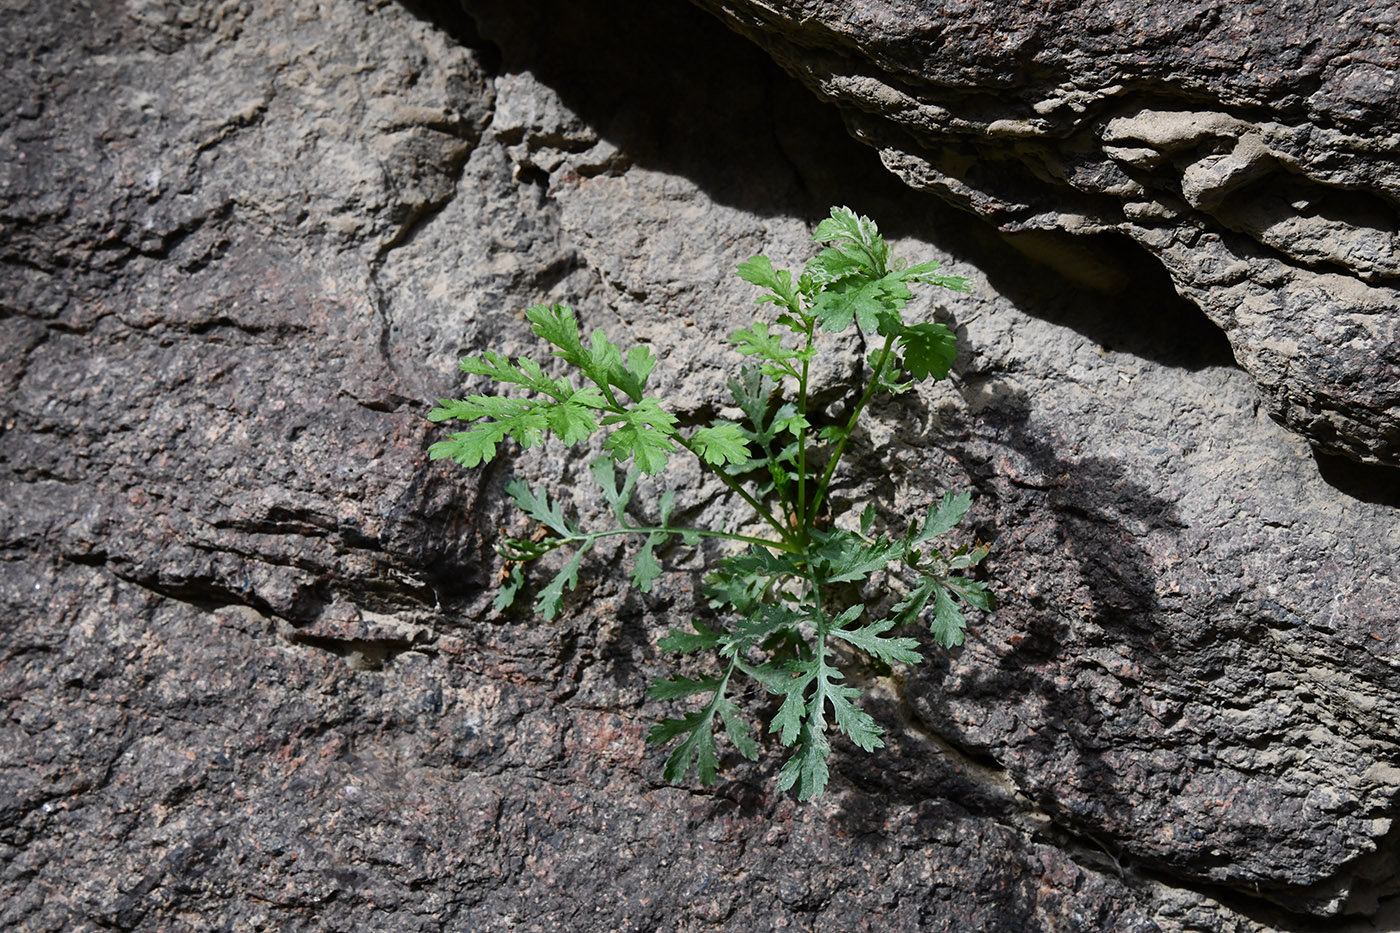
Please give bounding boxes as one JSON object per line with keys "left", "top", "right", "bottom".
{"left": 1, "top": 0, "right": 1398, "bottom": 930}
{"left": 690, "top": 0, "right": 1400, "bottom": 467}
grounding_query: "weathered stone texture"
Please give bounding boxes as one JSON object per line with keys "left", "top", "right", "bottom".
{"left": 691, "top": 0, "right": 1400, "bottom": 467}
{"left": 2, "top": 0, "right": 1399, "bottom": 930}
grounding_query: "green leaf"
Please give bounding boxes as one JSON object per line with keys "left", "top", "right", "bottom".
{"left": 930, "top": 583, "right": 967, "bottom": 647}
{"left": 536, "top": 540, "right": 592, "bottom": 620}
{"left": 493, "top": 563, "right": 524, "bottom": 612}
{"left": 736, "top": 254, "right": 801, "bottom": 314}
{"left": 812, "top": 273, "right": 911, "bottom": 334}
{"left": 771, "top": 677, "right": 810, "bottom": 746}
{"left": 721, "top": 602, "right": 807, "bottom": 656}
{"left": 891, "top": 578, "right": 936, "bottom": 627}
{"left": 690, "top": 422, "right": 752, "bottom": 466}
{"left": 545, "top": 399, "right": 602, "bottom": 444}
{"left": 427, "top": 423, "right": 510, "bottom": 468}
{"left": 632, "top": 531, "right": 665, "bottom": 592}
{"left": 775, "top": 720, "right": 830, "bottom": 801}
{"left": 898, "top": 321, "right": 958, "bottom": 382}
{"left": 947, "top": 576, "right": 994, "bottom": 611}
{"left": 526, "top": 303, "right": 588, "bottom": 369}
{"left": 730, "top": 322, "right": 800, "bottom": 376}
{"left": 804, "top": 245, "right": 870, "bottom": 287}
{"left": 811, "top": 529, "right": 902, "bottom": 584}
{"left": 601, "top": 399, "right": 677, "bottom": 474}
{"left": 827, "top": 679, "right": 884, "bottom": 752}
{"left": 911, "top": 491, "right": 973, "bottom": 545}
{"left": 897, "top": 259, "right": 972, "bottom": 292}
{"left": 650, "top": 711, "right": 722, "bottom": 785}
{"left": 505, "top": 480, "right": 575, "bottom": 536}
{"left": 588, "top": 457, "right": 635, "bottom": 520}
{"left": 658, "top": 620, "right": 724, "bottom": 654}
{"left": 626, "top": 345, "right": 657, "bottom": 394}
{"left": 859, "top": 504, "right": 877, "bottom": 536}
{"left": 717, "top": 702, "right": 759, "bottom": 761}
{"left": 831, "top": 616, "right": 924, "bottom": 665}
{"left": 811, "top": 206, "right": 888, "bottom": 276}
{"left": 647, "top": 674, "right": 723, "bottom": 700}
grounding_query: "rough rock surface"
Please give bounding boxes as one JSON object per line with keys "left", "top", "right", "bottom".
{"left": 1, "top": 0, "right": 1398, "bottom": 930}
{"left": 690, "top": 0, "right": 1400, "bottom": 468}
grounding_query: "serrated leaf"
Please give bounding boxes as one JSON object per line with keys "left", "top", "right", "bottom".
{"left": 775, "top": 721, "right": 830, "bottom": 801}
{"left": 631, "top": 531, "right": 665, "bottom": 592}
{"left": 811, "top": 529, "right": 902, "bottom": 584}
{"left": 545, "top": 399, "right": 601, "bottom": 444}
{"left": 891, "top": 578, "right": 935, "bottom": 627}
{"left": 505, "top": 480, "right": 574, "bottom": 536}
{"left": 588, "top": 457, "right": 637, "bottom": 521}
{"left": 860, "top": 503, "right": 877, "bottom": 536}
{"left": 911, "top": 491, "right": 973, "bottom": 545}
{"left": 736, "top": 658, "right": 793, "bottom": 692}
{"left": 828, "top": 680, "right": 883, "bottom": 752}
{"left": 831, "top": 616, "right": 924, "bottom": 665}
{"left": 493, "top": 563, "right": 524, "bottom": 612}
{"left": 427, "top": 423, "right": 509, "bottom": 468}
{"left": 536, "top": 540, "right": 592, "bottom": 621}
{"left": 947, "top": 576, "right": 994, "bottom": 610}
{"left": 811, "top": 206, "right": 888, "bottom": 276}
{"left": 721, "top": 602, "right": 807, "bottom": 656}
{"left": 804, "top": 245, "right": 870, "bottom": 286}
{"left": 771, "top": 681, "right": 809, "bottom": 746}
{"left": 526, "top": 303, "right": 588, "bottom": 367}
{"left": 730, "top": 322, "right": 800, "bottom": 374}
{"left": 658, "top": 620, "right": 724, "bottom": 654}
{"left": 626, "top": 345, "right": 657, "bottom": 393}
{"left": 650, "top": 711, "right": 722, "bottom": 785}
{"left": 898, "top": 321, "right": 958, "bottom": 382}
{"left": 736, "top": 254, "right": 801, "bottom": 313}
{"left": 813, "top": 274, "right": 910, "bottom": 334}
{"left": 930, "top": 582, "right": 967, "bottom": 647}
{"left": 601, "top": 399, "right": 677, "bottom": 474}
{"left": 717, "top": 701, "right": 759, "bottom": 761}
{"left": 647, "top": 674, "right": 723, "bottom": 700}
{"left": 897, "top": 259, "right": 972, "bottom": 292}
{"left": 690, "top": 422, "right": 752, "bottom": 466}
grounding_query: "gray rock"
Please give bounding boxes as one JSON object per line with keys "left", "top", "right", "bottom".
{"left": 689, "top": 0, "right": 1400, "bottom": 467}
{"left": 2, "top": 0, "right": 1398, "bottom": 930}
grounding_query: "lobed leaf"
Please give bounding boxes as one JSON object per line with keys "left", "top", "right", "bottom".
{"left": 898, "top": 321, "right": 958, "bottom": 382}
{"left": 536, "top": 540, "right": 592, "bottom": 621}
{"left": 690, "top": 422, "right": 752, "bottom": 467}
{"left": 505, "top": 480, "right": 575, "bottom": 537}
{"left": 830, "top": 615, "right": 924, "bottom": 666}
{"left": 631, "top": 531, "right": 666, "bottom": 592}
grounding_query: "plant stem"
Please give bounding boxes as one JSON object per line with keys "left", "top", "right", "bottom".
{"left": 674, "top": 434, "right": 798, "bottom": 547}
{"left": 568, "top": 524, "right": 799, "bottom": 554}
{"left": 808, "top": 331, "right": 897, "bottom": 522}
{"left": 795, "top": 321, "right": 814, "bottom": 546}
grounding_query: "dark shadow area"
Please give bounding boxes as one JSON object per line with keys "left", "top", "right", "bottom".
{"left": 433, "top": 0, "right": 1235, "bottom": 374}
{"left": 1314, "top": 450, "right": 1400, "bottom": 510}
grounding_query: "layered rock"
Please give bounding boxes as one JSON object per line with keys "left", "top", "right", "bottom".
{"left": 2, "top": 0, "right": 1398, "bottom": 930}
{"left": 691, "top": 0, "right": 1400, "bottom": 467}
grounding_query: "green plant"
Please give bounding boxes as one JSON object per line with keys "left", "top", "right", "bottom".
{"left": 429, "top": 207, "right": 991, "bottom": 800}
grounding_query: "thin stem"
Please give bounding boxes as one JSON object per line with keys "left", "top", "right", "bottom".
{"left": 795, "top": 321, "right": 815, "bottom": 546}
{"left": 808, "top": 331, "right": 897, "bottom": 521}
{"left": 568, "top": 524, "right": 800, "bottom": 554}
{"left": 674, "top": 434, "right": 798, "bottom": 547}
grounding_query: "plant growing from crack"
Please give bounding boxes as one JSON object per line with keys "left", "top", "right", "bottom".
{"left": 429, "top": 207, "right": 991, "bottom": 800}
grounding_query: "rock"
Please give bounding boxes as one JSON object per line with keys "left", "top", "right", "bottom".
{"left": 2, "top": 0, "right": 1399, "bottom": 930}
{"left": 689, "top": 0, "right": 1400, "bottom": 467}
